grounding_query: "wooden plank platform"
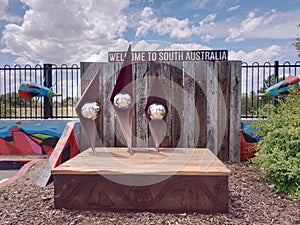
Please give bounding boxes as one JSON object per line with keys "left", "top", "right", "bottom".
{"left": 52, "top": 148, "right": 230, "bottom": 213}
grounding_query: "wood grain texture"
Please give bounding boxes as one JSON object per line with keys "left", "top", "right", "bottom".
{"left": 183, "top": 61, "right": 196, "bottom": 147}
{"left": 194, "top": 62, "right": 207, "bottom": 148}
{"left": 206, "top": 62, "right": 219, "bottom": 155}
{"left": 169, "top": 62, "right": 183, "bottom": 148}
{"left": 52, "top": 147, "right": 230, "bottom": 212}
{"left": 52, "top": 147, "right": 230, "bottom": 176}
{"left": 53, "top": 173, "right": 229, "bottom": 213}
{"left": 217, "top": 61, "right": 230, "bottom": 161}
{"left": 229, "top": 61, "right": 242, "bottom": 162}
{"left": 79, "top": 61, "right": 242, "bottom": 162}
{"left": 133, "top": 63, "right": 149, "bottom": 147}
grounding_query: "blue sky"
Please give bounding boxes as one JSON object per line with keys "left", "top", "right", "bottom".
{"left": 0, "top": 0, "right": 299, "bottom": 66}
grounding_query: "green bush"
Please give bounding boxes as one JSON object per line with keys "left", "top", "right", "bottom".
{"left": 251, "top": 91, "right": 300, "bottom": 200}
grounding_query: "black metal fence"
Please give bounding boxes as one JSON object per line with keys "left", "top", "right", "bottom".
{"left": 0, "top": 64, "right": 80, "bottom": 119}
{"left": 1, "top": 61, "right": 299, "bottom": 119}
{"left": 241, "top": 61, "right": 300, "bottom": 119}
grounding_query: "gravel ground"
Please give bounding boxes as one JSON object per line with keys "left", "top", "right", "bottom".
{"left": 0, "top": 160, "right": 299, "bottom": 225}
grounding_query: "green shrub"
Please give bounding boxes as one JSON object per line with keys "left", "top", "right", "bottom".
{"left": 251, "top": 90, "right": 300, "bottom": 200}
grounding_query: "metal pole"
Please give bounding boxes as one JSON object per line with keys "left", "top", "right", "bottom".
{"left": 274, "top": 60, "right": 279, "bottom": 83}
{"left": 274, "top": 61, "right": 279, "bottom": 106}
{"left": 43, "top": 64, "right": 52, "bottom": 119}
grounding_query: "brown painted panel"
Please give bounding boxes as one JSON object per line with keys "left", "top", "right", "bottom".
{"left": 53, "top": 174, "right": 228, "bottom": 213}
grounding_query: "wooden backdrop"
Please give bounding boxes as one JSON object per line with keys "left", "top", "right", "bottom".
{"left": 80, "top": 61, "right": 241, "bottom": 162}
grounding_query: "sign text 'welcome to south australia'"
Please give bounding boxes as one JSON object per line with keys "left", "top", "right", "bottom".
{"left": 108, "top": 50, "right": 228, "bottom": 62}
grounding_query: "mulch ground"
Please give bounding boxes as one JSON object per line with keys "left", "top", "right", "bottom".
{"left": 0, "top": 160, "right": 299, "bottom": 225}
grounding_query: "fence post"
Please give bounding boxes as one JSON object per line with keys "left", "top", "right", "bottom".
{"left": 274, "top": 60, "right": 279, "bottom": 83}
{"left": 274, "top": 61, "right": 279, "bottom": 106}
{"left": 43, "top": 64, "right": 52, "bottom": 119}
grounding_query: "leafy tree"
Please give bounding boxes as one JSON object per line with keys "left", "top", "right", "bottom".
{"left": 0, "top": 93, "right": 21, "bottom": 117}
{"left": 1, "top": 93, "right": 21, "bottom": 106}
{"left": 61, "top": 97, "right": 79, "bottom": 107}
{"left": 293, "top": 24, "right": 300, "bottom": 57}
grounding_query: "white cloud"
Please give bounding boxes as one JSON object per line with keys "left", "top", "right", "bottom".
{"left": 75, "top": 40, "right": 211, "bottom": 62}
{"left": 133, "top": 40, "right": 161, "bottom": 51}
{"left": 135, "top": 7, "right": 157, "bottom": 38}
{"left": 135, "top": 7, "right": 192, "bottom": 40}
{"left": 85, "top": 39, "right": 130, "bottom": 62}
{"left": 0, "top": 0, "right": 8, "bottom": 19}
{"left": 1, "top": 1, "right": 298, "bottom": 66}
{"left": 154, "top": 17, "right": 192, "bottom": 39}
{"left": 201, "top": 34, "right": 214, "bottom": 43}
{"left": 229, "top": 45, "right": 283, "bottom": 63}
{"left": 226, "top": 11, "right": 266, "bottom": 42}
{"left": 0, "top": 0, "right": 22, "bottom": 23}
{"left": 226, "top": 9, "right": 300, "bottom": 42}
{"left": 192, "top": 13, "right": 217, "bottom": 41}
{"left": 1, "top": 0, "right": 130, "bottom": 65}
{"left": 201, "top": 13, "right": 217, "bottom": 24}
{"left": 135, "top": 9, "right": 217, "bottom": 42}
{"left": 194, "top": 0, "right": 210, "bottom": 9}
{"left": 227, "top": 5, "right": 240, "bottom": 12}
{"left": 133, "top": 40, "right": 211, "bottom": 52}
{"left": 167, "top": 42, "right": 211, "bottom": 50}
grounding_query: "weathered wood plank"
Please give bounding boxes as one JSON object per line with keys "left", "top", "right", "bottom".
{"left": 194, "top": 61, "right": 207, "bottom": 148}
{"left": 80, "top": 62, "right": 101, "bottom": 93}
{"left": 103, "top": 63, "right": 118, "bottom": 147}
{"left": 147, "top": 62, "right": 163, "bottom": 148}
{"left": 183, "top": 61, "right": 196, "bottom": 147}
{"left": 133, "top": 62, "right": 149, "bottom": 147}
{"left": 79, "top": 61, "right": 242, "bottom": 162}
{"left": 217, "top": 61, "right": 230, "bottom": 161}
{"left": 52, "top": 147, "right": 230, "bottom": 176}
{"left": 169, "top": 62, "right": 183, "bottom": 147}
{"left": 206, "top": 62, "right": 219, "bottom": 155}
{"left": 157, "top": 62, "right": 172, "bottom": 148}
{"left": 95, "top": 64, "right": 104, "bottom": 147}
{"left": 229, "top": 61, "right": 242, "bottom": 162}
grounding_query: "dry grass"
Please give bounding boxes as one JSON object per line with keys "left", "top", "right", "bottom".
{"left": 2, "top": 107, "right": 76, "bottom": 118}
